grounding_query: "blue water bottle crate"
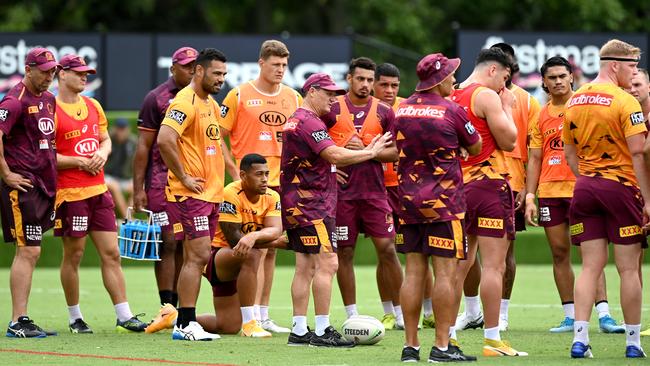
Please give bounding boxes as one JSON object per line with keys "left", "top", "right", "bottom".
{"left": 118, "top": 207, "right": 162, "bottom": 261}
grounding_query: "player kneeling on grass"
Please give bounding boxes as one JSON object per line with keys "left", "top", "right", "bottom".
{"left": 54, "top": 54, "right": 146, "bottom": 334}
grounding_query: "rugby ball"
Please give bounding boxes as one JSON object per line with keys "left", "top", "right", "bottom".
{"left": 341, "top": 315, "right": 385, "bottom": 345}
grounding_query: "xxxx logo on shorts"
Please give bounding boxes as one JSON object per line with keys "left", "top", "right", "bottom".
{"left": 428, "top": 236, "right": 454, "bottom": 250}
{"left": 300, "top": 236, "right": 318, "bottom": 246}
{"left": 570, "top": 223, "right": 584, "bottom": 236}
{"left": 619, "top": 225, "right": 641, "bottom": 238}
{"left": 477, "top": 217, "right": 503, "bottom": 230}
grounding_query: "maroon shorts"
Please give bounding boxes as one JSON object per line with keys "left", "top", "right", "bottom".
{"left": 570, "top": 176, "right": 647, "bottom": 245}
{"left": 538, "top": 197, "right": 571, "bottom": 227}
{"left": 335, "top": 198, "right": 395, "bottom": 247}
{"left": 203, "top": 246, "right": 238, "bottom": 297}
{"left": 465, "top": 179, "right": 515, "bottom": 240}
{"left": 146, "top": 187, "right": 174, "bottom": 234}
{"left": 0, "top": 185, "right": 54, "bottom": 246}
{"left": 167, "top": 197, "right": 219, "bottom": 241}
{"left": 287, "top": 217, "right": 337, "bottom": 254}
{"left": 54, "top": 191, "right": 117, "bottom": 237}
{"left": 512, "top": 191, "right": 526, "bottom": 232}
{"left": 397, "top": 220, "right": 467, "bottom": 259}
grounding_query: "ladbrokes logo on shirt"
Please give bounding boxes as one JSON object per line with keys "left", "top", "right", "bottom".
{"left": 396, "top": 105, "right": 446, "bottom": 119}
{"left": 567, "top": 93, "right": 613, "bottom": 108}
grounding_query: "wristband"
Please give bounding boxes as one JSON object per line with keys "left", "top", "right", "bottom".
{"left": 525, "top": 193, "right": 536, "bottom": 201}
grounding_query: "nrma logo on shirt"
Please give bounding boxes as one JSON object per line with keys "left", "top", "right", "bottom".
{"left": 74, "top": 138, "right": 99, "bottom": 156}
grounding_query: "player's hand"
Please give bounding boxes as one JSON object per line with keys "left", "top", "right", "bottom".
{"left": 233, "top": 234, "right": 256, "bottom": 257}
{"left": 459, "top": 147, "right": 469, "bottom": 161}
{"left": 87, "top": 149, "right": 108, "bottom": 173}
{"left": 499, "top": 87, "right": 515, "bottom": 110}
{"left": 345, "top": 135, "right": 364, "bottom": 151}
{"left": 133, "top": 189, "right": 148, "bottom": 212}
{"left": 180, "top": 175, "right": 205, "bottom": 194}
{"left": 272, "top": 234, "right": 289, "bottom": 249}
{"left": 77, "top": 156, "right": 98, "bottom": 175}
{"left": 524, "top": 193, "right": 538, "bottom": 227}
{"left": 365, "top": 132, "right": 393, "bottom": 157}
{"left": 642, "top": 203, "right": 650, "bottom": 231}
{"left": 2, "top": 171, "right": 33, "bottom": 192}
{"left": 514, "top": 190, "right": 526, "bottom": 211}
{"left": 336, "top": 169, "right": 348, "bottom": 185}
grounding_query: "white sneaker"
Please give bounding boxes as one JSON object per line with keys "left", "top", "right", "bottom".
{"left": 172, "top": 321, "right": 220, "bottom": 341}
{"left": 455, "top": 311, "right": 484, "bottom": 331}
{"left": 498, "top": 315, "right": 508, "bottom": 331}
{"left": 260, "top": 319, "right": 290, "bottom": 333}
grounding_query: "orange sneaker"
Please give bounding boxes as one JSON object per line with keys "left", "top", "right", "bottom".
{"left": 483, "top": 338, "right": 528, "bottom": 357}
{"left": 241, "top": 320, "right": 272, "bottom": 338}
{"left": 145, "top": 303, "right": 178, "bottom": 334}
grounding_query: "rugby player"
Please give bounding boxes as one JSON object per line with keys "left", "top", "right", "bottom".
{"left": 157, "top": 48, "right": 227, "bottom": 341}
{"left": 565, "top": 39, "right": 649, "bottom": 359}
{"left": 54, "top": 54, "right": 147, "bottom": 334}
{"left": 133, "top": 47, "right": 197, "bottom": 316}
{"left": 1, "top": 48, "right": 59, "bottom": 338}
{"left": 220, "top": 40, "right": 301, "bottom": 333}
{"left": 630, "top": 68, "right": 650, "bottom": 123}
{"left": 450, "top": 48, "right": 527, "bottom": 356}
{"left": 396, "top": 53, "right": 481, "bottom": 363}
{"left": 322, "top": 58, "right": 403, "bottom": 328}
{"left": 282, "top": 72, "right": 392, "bottom": 347}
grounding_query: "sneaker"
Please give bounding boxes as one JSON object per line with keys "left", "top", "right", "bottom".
{"left": 422, "top": 314, "right": 435, "bottom": 329}
{"left": 69, "top": 318, "right": 93, "bottom": 334}
{"left": 570, "top": 341, "right": 593, "bottom": 358}
{"left": 241, "top": 320, "right": 272, "bottom": 338}
{"left": 116, "top": 314, "right": 148, "bottom": 332}
{"left": 309, "top": 326, "right": 355, "bottom": 347}
{"left": 640, "top": 328, "right": 650, "bottom": 337}
{"left": 145, "top": 304, "right": 177, "bottom": 334}
{"left": 382, "top": 313, "right": 397, "bottom": 330}
{"left": 483, "top": 338, "right": 528, "bottom": 357}
{"left": 448, "top": 343, "right": 478, "bottom": 362}
{"left": 287, "top": 327, "right": 314, "bottom": 346}
{"left": 626, "top": 345, "right": 647, "bottom": 358}
{"left": 498, "top": 315, "right": 508, "bottom": 331}
{"left": 172, "top": 321, "right": 220, "bottom": 341}
{"left": 599, "top": 315, "right": 625, "bottom": 333}
{"left": 261, "top": 319, "right": 290, "bottom": 333}
{"left": 6, "top": 316, "right": 47, "bottom": 338}
{"left": 429, "top": 345, "right": 478, "bottom": 362}
{"left": 32, "top": 322, "right": 57, "bottom": 336}
{"left": 455, "top": 311, "right": 484, "bottom": 331}
{"left": 549, "top": 317, "right": 574, "bottom": 333}
{"left": 401, "top": 346, "right": 420, "bottom": 362}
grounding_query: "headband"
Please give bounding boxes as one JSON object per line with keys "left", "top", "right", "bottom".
{"left": 599, "top": 56, "right": 640, "bottom": 62}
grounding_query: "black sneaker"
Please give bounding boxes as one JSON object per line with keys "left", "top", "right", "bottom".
{"left": 309, "top": 326, "right": 355, "bottom": 348}
{"left": 116, "top": 314, "right": 147, "bottom": 332}
{"left": 6, "top": 316, "right": 47, "bottom": 338}
{"left": 429, "top": 345, "right": 477, "bottom": 362}
{"left": 287, "top": 327, "right": 314, "bottom": 346}
{"left": 69, "top": 318, "right": 93, "bottom": 334}
{"left": 401, "top": 346, "right": 420, "bottom": 362}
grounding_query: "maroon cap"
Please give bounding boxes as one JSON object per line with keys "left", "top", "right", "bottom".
{"left": 172, "top": 47, "right": 198, "bottom": 65}
{"left": 415, "top": 53, "right": 461, "bottom": 92}
{"left": 25, "top": 47, "right": 60, "bottom": 71}
{"left": 59, "top": 54, "right": 96, "bottom": 74}
{"left": 302, "top": 72, "right": 346, "bottom": 95}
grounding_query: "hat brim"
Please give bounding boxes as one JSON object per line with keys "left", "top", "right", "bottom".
{"left": 174, "top": 58, "right": 197, "bottom": 65}
{"left": 68, "top": 66, "right": 97, "bottom": 74}
{"left": 36, "top": 61, "right": 61, "bottom": 72}
{"left": 415, "top": 58, "right": 461, "bottom": 92}
{"left": 320, "top": 85, "right": 347, "bottom": 95}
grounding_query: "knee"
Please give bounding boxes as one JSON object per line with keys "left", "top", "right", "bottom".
{"left": 17, "top": 247, "right": 41, "bottom": 265}
{"left": 337, "top": 248, "right": 354, "bottom": 265}
{"left": 320, "top": 255, "right": 339, "bottom": 276}
{"left": 377, "top": 244, "right": 398, "bottom": 262}
{"left": 160, "top": 240, "right": 177, "bottom": 255}
{"left": 551, "top": 248, "right": 569, "bottom": 265}
{"left": 64, "top": 248, "right": 85, "bottom": 267}
{"left": 100, "top": 247, "right": 121, "bottom": 266}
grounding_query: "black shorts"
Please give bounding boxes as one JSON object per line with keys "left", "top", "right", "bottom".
{"left": 397, "top": 220, "right": 467, "bottom": 259}
{"left": 0, "top": 185, "right": 54, "bottom": 246}
{"left": 287, "top": 217, "right": 337, "bottom": 254}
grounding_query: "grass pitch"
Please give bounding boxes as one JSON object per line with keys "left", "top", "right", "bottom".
{"left": 0, "top": 264, "right": 648, "bottom": 365}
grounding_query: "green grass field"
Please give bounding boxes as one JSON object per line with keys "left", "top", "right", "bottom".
{"left": 0, "top": 265, "right": 648, "bottom": 365}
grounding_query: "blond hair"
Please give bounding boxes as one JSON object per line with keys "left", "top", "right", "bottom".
{"left": 259, "top": 40, "right": 290, "bottom": 60}
{"left": 600, "top": 39, "right": 641, "bottom": 58}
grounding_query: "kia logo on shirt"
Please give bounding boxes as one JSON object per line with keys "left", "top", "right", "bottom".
{"left": 74, "top": 138, "right": 99, "bottom": 156}
{"left": 38, "top": 117, "right": 55, "bottom": 135}
{"left": 259, "top": 111, "right": 287, "bottom": 126}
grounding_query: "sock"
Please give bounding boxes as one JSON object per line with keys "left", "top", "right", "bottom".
{"left": 405, "top": 344, "right": 420, "bottom": 350}
{"left": 449, "top": 325, "right": 457, "bottom": 340}
{"left": 395, "top": 305, "right": 404, "bottom": 325}
{"left": 315, "top": 315, "right": 330, "bottom": 336}
{"left": 291, "top": 316, "right": 308, "bottom": 336}
{"left": 562, "top": 301, "right": 575, "bottom": 319}
{"left": 171, "top": 292, "right": 178, "bottom": 308}
{"left": 344, "top": 304, "right": 358, "bottom": 318}
{"left": 438, "top": 346, "right": 448, "bottom": 351}
{"left": 259, "top": 305, "right": 269, "bottom": 321}
{"left": 499, "top": 299, "right": 509, "bottom": 319}
{"left": 595, "top": 301, "right": 610, "bottom": 319}
{"left": 422, "top": 298, "right": 433, "bottom": 317}
{"left": 68, "top": 304, "right": 83, "bottom": 324}
{"left": 382, "top": 301, "right": 395, "bottom": 315}
{"left": 253, "top": 305, "right": 262, "bottom": 321}
{"left": 114, "top": 302, "right": 134, "bottom": 322}
{"left": 484, "top": 326, "right": 500, "bottom": 341}
{"left": 241, "top": 306, "right": 255, "bottom": 324}
{"left": 159, "top": 290, "right": 173, "bottom": 306}
{"left": 573, "top": 320, "right": 590, "bottom": 344}
{"left": 177, "top": 307, "right": 196, "bottom": 328}
{"left": 626, "top": 324, "right": 641, "bottom": 347}
{"left": 465, "top": 296, "right": 480, "bottom": 317}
